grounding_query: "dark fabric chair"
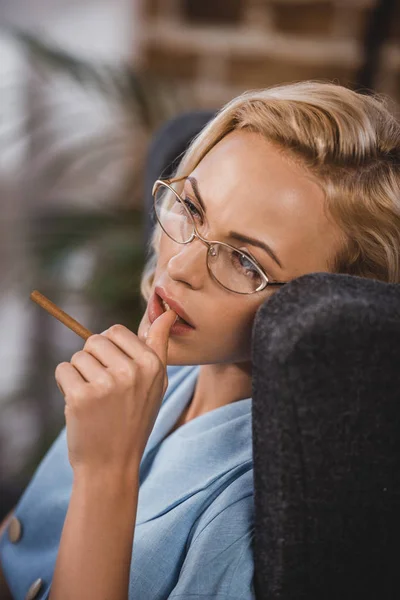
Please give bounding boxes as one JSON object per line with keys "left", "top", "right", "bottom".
{"left": 251, "top": 272, "right": 400, "bottom": 599}
{"left": 145, "top": 113, "right": 400, "bottom": 599}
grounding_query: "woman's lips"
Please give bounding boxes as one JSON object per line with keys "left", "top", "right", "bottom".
{"left": 148, "top": 290, "right": 165, "bottom": 325}
{"left": 147, "top": 291, "right": 195, "bottom": 334}
{"left": 155, "top": 286, "right": 195, "bottom": 327}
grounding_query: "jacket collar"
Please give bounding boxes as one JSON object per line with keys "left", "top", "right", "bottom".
{"left": 136, "top": 365, "right": 253, "bottom": 525}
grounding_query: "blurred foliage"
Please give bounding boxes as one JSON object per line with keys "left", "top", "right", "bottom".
{"left": 0, "top": 31, "right": 193, "bottom": 492}
{"left": 15, "top": 31, "right": 192, "bottom": 131}
{"left": 32, "top": 206, "right": 146, "bottom": 333}
{"left": 10, "top": 30, "right": 193, "bottom": 322}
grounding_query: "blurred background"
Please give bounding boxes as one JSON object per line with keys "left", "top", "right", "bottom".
{"left": 0, "top": 0, "right": 399, "bottom": 519}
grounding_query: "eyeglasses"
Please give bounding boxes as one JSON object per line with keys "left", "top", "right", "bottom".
{"left": 152, "top": 176, "right": 288, "bottom": 295}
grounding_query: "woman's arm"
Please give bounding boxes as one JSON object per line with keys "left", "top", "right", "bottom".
{"left": 0, "top": 510, "right": 15, "bottom": 600}
{"left": 0, "top": 509, "right": 13, "bottom": 539}
{"left": 49, "top": 467, "right": 140, "bottom": 600}
{"left": 49, "top": 316, "right": 175, "bottom": 600}
{"left": 0, "top": 563, "right": 13, "bottom": 600}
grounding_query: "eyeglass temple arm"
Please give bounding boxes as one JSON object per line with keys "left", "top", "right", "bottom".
{"left": 165, "top": 175, "right": 187, "bottom": 183}
{"left": 158, "top": 175, "right": 187, "bottom": 186}
{"left": 152, "top": 175, "right": 187, "bottom": 196}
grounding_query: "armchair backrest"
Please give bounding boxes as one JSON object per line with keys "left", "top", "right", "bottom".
{"left": 252, "top": 272, "right": 400, "bottom": 599}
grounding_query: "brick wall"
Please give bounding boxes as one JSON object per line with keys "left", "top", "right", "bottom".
{"left": 133, "top": 0, "right": 400, "bottom": 109}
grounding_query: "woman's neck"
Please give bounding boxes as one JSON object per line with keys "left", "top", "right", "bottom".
{"left": 184, "top": 361, "right": 252, "bottom": 422}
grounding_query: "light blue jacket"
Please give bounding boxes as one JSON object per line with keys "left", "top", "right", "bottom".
{"left": 0, "top": 364, "right": 255, "bottom": 599}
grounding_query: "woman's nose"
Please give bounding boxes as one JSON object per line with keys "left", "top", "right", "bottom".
{"left": 167, "top": 236, "right": 210, "bottom": 286}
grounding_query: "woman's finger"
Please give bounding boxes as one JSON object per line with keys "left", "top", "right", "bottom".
{"left": 83, "top": 333, "right": 135, "bottom": 371}
{"left": 145, "top": 308, "right": 177, "bottom": 367}
{"left": 70, "top": 350, "right": 110, "bottom": 383}
{"left": 95, "top": 326, "right": 153, "bottom": 362}
{"left": 55, "top": 361, "right": 88, "bottom": 396}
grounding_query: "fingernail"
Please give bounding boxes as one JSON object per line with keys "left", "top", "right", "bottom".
{"left": 100, "top": 329, "right": 109, "bottom": 335}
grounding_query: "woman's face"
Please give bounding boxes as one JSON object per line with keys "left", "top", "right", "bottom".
{"left": 138, "top": 129, "right": 343, "bottom": 364}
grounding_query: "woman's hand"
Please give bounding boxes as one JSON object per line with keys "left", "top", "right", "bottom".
{"left": 55, "top": 308, "right": 178, "bottom": 479}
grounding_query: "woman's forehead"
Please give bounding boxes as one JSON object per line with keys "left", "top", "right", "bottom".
{"left": 189, "top": 131, "right": 324, "bottom": 224}
{"left": 188, "top": 130, "right": 343, "bottom": 274}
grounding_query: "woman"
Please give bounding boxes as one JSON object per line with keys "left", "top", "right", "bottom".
{"left": 0, "top": 81, "right": 399, "bottom": 600}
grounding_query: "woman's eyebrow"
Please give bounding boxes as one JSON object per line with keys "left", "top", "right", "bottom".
{"left": 186, "top": 176, "right": 284, "bottom": 270}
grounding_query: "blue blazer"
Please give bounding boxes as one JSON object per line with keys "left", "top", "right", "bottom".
{"left": 0, "top": 364, "right": 255, "bottom": 599}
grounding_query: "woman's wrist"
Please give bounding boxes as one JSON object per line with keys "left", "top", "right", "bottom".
{"left": 72, "top": 463, "right": 141, "bottom": 499}
{"left": 50, "top": 464, "right": 141, "bottom": 600}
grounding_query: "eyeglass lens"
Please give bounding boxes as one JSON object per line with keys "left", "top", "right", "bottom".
{"left": 153, "top": 181, "right": 265, "bottom": 293}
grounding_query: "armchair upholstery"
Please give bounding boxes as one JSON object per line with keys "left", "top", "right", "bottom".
{"left": 251, "top": 272, "right": 400, "bottom": 599}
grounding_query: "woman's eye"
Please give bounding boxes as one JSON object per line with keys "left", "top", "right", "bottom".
{"left": 236, "top": 249, "right": 272, "bottom": 281}
{"left": 183, "top": 197, "right": 202, "bottom": 219}
{"left": 233, "top": 251, "right": 260, "bottom": 276}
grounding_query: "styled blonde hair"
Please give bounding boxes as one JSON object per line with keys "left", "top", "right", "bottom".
{"left": 140, "top": 81, "right": 400, "bottom": 303}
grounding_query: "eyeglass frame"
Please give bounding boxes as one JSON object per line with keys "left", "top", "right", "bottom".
{"left": 152, "top": 175, "right": 289, "bottom": 295}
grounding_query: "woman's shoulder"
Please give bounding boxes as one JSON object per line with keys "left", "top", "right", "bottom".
{"left": 168, "top": 469, "right": 255, "bottom": 600}
{"left": 188, "top": 465, "right": 254, "bottom": 544}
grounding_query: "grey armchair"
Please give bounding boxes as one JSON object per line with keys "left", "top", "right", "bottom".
{"left": 251, "top": 271, "right": 400, "bottom": 599}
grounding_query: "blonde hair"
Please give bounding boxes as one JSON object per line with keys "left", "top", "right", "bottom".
{"left": 140, "top": 81, "right": 400, "bottom": 303}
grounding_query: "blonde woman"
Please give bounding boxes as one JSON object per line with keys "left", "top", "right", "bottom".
{"left": 0, "top": 81, "right": 399, "bottom": 600}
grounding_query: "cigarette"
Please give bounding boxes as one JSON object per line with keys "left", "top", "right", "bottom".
{"left": 30, "top": 290, "right": 93, "bottom": 340}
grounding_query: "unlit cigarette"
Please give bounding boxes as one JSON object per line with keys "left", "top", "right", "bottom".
{"left": 30, "top": 290, "right": 93, "bottom": 340}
